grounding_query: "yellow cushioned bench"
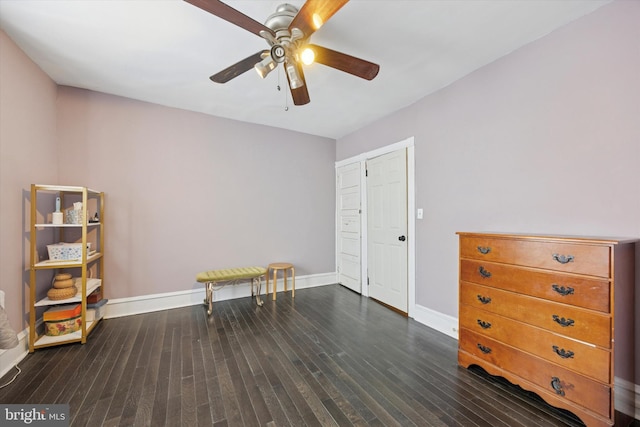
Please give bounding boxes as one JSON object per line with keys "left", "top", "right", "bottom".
{"left": 196, "top": 266, "right": 267, "bottom": 315}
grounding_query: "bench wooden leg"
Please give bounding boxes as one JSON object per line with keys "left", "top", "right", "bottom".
{"left": 265, "top": 273, "right": 270, "bottom": 297}
{"left": 291, "top": 266, "right": 295, "bottom": 298}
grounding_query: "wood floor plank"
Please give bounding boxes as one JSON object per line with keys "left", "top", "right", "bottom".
{"left": 101, "top": 315, "right": 147, "bottom": 424}
{"left": 230, "top": 303, "right": 292, "bottom": 426}
{"left": 300, "top": 291, "right": 501, "bottom": 426}
{"left": 20, "top": 344, "right": 77, "bottom": 403}
{"left": 65, "top": 323, "right": 123, "bottom": 424}
{"left": 201, "top": 308, "right": 228, "bottom": 424}
{"left": 131, "top": 310, "right": 167, "bottom": 427}
{"left": 260, "top": 299, "right": 400, "bottom": 425}
{"left": 221, "top": 302, "right": 269, "bottom": 426}
{"left": 149, "top": 320, "right": 175, "bottom": 425}
{"left": 247, "top": 305, "right": 319, "bottom": 426}
{"left": 119, "top": 315, "right": 160, "bottom": 426}
{"left": 259, "top": 300, "right": 371, "bottom": 426}
{"left": 216, "top": 303, "right": 246, "bottom": 426}
{"left": 80, "top": 318, "right": 144, "bottom": 426}
{"left": 189, "top": 309, "right": 214, "bottom": 426}
{"left": 1, "top": 284, "right": 618, "bottom": 427}
{"left": 283, "top": 296, "right": 443, "bottom": 425}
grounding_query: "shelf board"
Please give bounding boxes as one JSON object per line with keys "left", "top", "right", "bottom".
{"left": 34, "top": 252, "right": 103, "bottom": 269}
{"left": 35, "top": 278, "right": 101, "bottom": 307}
{"left": 33, "top": 317, "right": 102, "bottom": 348}
{"left": 35, "top": 222, "right": 101, "bottom": 228}
{"left": 33, "top": 184, "right": 101, "bottom": 194}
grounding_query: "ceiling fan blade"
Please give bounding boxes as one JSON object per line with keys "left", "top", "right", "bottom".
{"left": 210, "top": 50, "right": 268, "bottom": 83}
{"left": 285, "top": 61, "right": 310, "bottom": 106}
{"left": 307, "top": 44, "right": 379, "bottom": 80}
{"left": 185, "top": 0, "right": 276, "bottom": 38}
{"left": 289, "top": 0, "right": 349, "bottom": 38}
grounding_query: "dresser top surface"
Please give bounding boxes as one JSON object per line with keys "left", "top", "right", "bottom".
{"left": 456, "top": 231, "right": 638, "bottom": 245}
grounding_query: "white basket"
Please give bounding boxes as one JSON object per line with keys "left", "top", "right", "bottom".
{"left": 47, "top": 243, "right": 83, "bottom": 260}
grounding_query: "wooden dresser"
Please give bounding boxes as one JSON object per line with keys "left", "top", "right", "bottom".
{"left": 457, "top": 232, "right": 636, "bottom": 427}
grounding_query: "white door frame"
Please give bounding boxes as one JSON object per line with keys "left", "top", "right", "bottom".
{"left": 335, "top": 136, "right": 416, "bottom": 317}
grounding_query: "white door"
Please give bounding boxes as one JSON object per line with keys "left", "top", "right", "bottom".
{"left": 367, "top": 149, "right": 408, "bottom": 312}
{"left": 336, "top": 162, "right": 362, "bottom": 293}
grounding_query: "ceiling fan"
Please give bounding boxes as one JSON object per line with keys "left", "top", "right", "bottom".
{"left": 184, "top": 0, "right": 380, "bottom": 106}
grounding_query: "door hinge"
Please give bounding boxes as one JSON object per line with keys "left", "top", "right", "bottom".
{"left": 367, "top": 277, "right": 370, "bottom": 286}
{"left": 365, "top": 169, "right": 368, "bottom": 177}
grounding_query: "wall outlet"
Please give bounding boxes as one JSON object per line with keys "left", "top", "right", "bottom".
{"left": 0, "top": 290, "right": 4, "bottom": 309}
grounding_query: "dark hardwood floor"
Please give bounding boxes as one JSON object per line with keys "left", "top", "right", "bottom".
{"left": 1, "top": 284, "right": 630, "bottom": 426}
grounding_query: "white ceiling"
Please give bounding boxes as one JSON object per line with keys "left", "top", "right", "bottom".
{"left": 0, "top": 0, "right": 610, "bottom": 139}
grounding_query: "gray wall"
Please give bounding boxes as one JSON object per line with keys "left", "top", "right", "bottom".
{"left": 0, "top": 30, "right": 336, "bottom": 331}
{"left": 56, "top": 87, "right": 336, "bottom": 299}
{"left": 336, "top": 0, "right": 640, "bottom": 383}
{"left": 0, "top": 30, "right": 58, "bottom": 332}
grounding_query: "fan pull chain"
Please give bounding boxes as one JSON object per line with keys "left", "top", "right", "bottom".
{"left": 277, "top": 66, "right": 282, "bottom": 92}
{"left": 276, "top": 67, "right": 288, "bottom": 111}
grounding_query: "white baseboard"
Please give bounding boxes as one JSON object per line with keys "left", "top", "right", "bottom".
{"left": 0, "top": 329, "right": 29, "bottom": 380}
{"left": 104, "top": 271, "right": 337, "bottom": 319}
{"left": 412, "top": 303, "right": 459, "bottom": 340}
{"left": 615, "top": 376, "right": 640, "bottom": 419}
{"left": 0, "top": 290, "right": 28, "bottom": 379}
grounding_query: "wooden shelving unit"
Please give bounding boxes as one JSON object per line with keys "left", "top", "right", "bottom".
{"left": 28, "top": 184, "right": 105, "bottom": 352}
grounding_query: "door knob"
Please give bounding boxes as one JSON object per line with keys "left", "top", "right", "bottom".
{"left": 398, "top": 235, "right": 406, "bottom": 241}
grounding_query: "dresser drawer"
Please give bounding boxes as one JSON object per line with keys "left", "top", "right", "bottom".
{"left": 460, "top": 259, "right": 611, "bottom": 312}
{"left": 460, "top": 236, "right": 611, "bottom": 278}
{"left": 459, "top": 304, "right": 611, "bottom": 383}
{"left": 460, "top": 281, "right": 611, "bottom": 348}
{"left": 459, "top": 328, "right": 611, "bottom": 418}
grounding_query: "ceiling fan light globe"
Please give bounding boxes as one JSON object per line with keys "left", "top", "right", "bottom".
{"left": 300, "top": 47, "right": 315, "bottom": 65}
{"left": 286, "top": 63, "right": 304, "bottom": 89}
{"left": 255, "top": 56, "right": 276, "bottom": 79}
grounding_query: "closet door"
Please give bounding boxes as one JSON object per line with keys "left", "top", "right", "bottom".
{"left": 367, "top": 149, "right": 408, "bottom": 312}
{"left": 336, "top": 162, "right": 362, "bottom": 293}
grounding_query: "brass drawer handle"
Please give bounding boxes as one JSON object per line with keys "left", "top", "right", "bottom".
{"left": 477, "top": 319, "right": 492, "bottom": 329}
{"left": 550, "top": 377, "right": 565, "bottom": 396}
{"left": 477, "top": 246, "right": 491, "bottom": 255}
{"left": 552, "top": 315, "right": 575, "bottom": 327}
{"left": 552, "top": 345, "right": 575, "bottom": 359}
{"left": 551, "top": 284, "right": 575, "bottom": 296}
{"left": 477, "top": 343, "right": 492, "bottom": 354}
{"left": 477, "top": 295, "right": 492, "bottom": 305}
{"left": 552, "top": 253, "right": 574, "bottom": 264}
{"left": 478, "top": 266, "right": 492, "bottom": 278}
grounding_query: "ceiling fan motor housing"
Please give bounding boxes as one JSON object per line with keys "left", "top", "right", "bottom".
{"left": 263, "top": 4, "right": 304, "bottom": 62}
{"left": 264, "top": 4, "right": 298, "bottom": 32}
